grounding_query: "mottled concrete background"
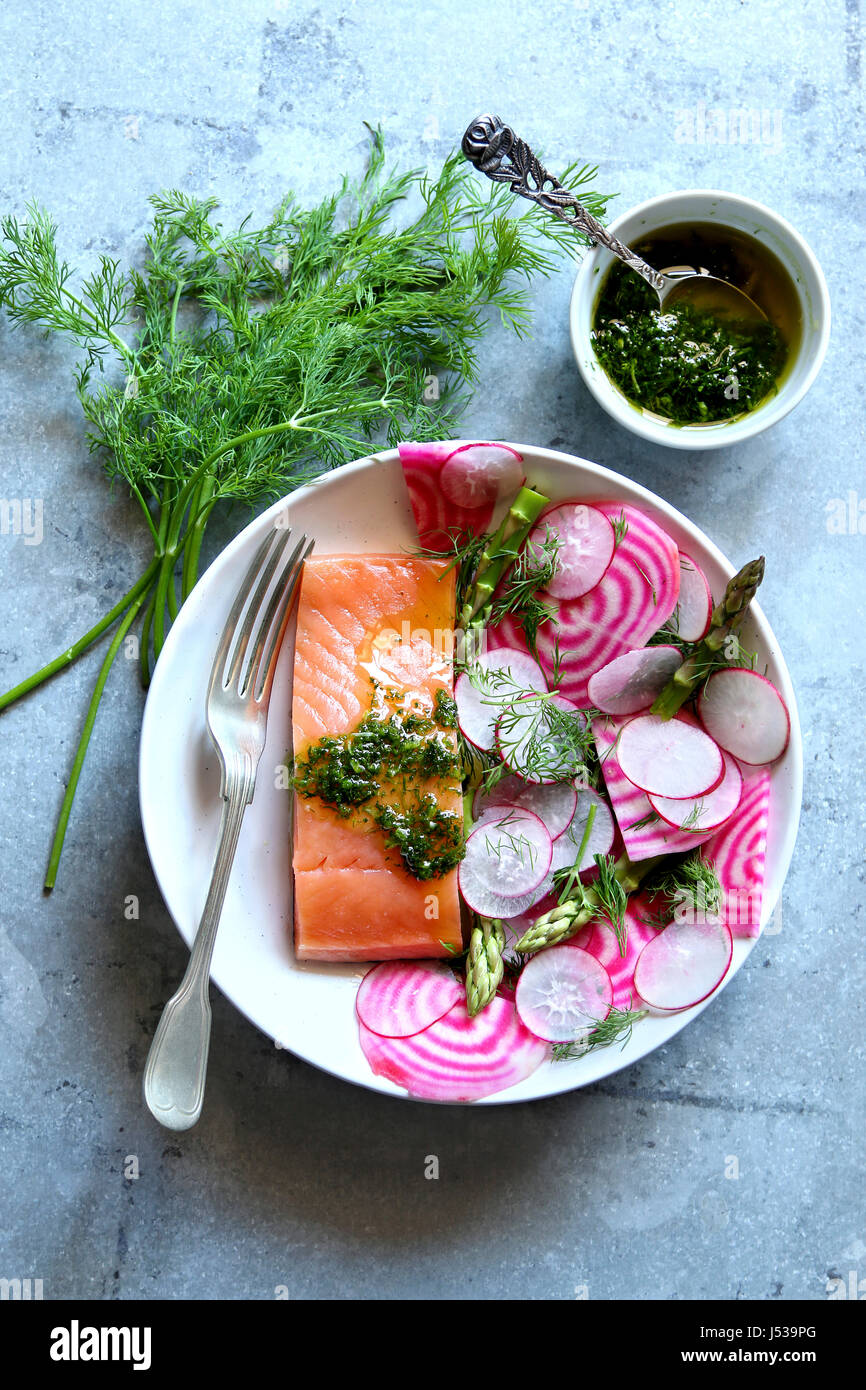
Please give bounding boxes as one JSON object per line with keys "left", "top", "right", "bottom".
{"left": 0, "top": 1, "right": 863, "bottom": 1301}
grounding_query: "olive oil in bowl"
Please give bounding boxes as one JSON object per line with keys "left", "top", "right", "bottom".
{"left": 590, "top": 223, "right": 802, "bottom": 427}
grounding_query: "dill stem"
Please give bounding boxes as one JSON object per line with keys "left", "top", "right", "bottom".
{"left": 129, "top": 482, "right": 161, "bottom": 548}
{"left": 44, "top": 577, "right": 156, "bottom": 890}
{"left": 166, "top": 569, "right": 179, "bottom": 622}
{"left": 138, "top": 587, "right": 157, "bottom": 687}
{"left": 0, "top": 557, "right": 161, "bottom": 713}
{"left": 181, "top": 476, "right": 216, "bottom": 600}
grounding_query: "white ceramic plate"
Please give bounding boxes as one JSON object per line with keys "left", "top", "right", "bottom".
{"left": 139, "top": 444, "right": 802, "bottom": 1105}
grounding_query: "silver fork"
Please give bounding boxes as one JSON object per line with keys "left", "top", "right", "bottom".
{"left": 143, "top": 523, "right": 313, "bottom": 1131}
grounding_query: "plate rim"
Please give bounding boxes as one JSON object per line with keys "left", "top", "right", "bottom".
{"left": 138, "top": 442, "right": 803, "bottom": 1105}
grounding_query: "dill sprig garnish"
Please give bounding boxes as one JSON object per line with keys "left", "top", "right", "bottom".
{"left": 0, "top": 125, "right": 609, "bottom": 886}
{"left": 640, "top": 850, "right": 723, "bottom": 925}
{"left": 551, "top": 1005, "right": 646, "bottom": 1060}
{"left": 488, "top": 526, "right": 561, "bottom": 660}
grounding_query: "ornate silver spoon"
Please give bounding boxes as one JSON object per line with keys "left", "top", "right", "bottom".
{"left": 462, "top": 115, "right": 767, "bottom": 324}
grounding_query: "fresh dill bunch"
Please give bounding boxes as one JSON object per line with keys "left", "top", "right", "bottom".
{"left": 0, "top": 124, "right": 611, "bottom": 887}
{"left": 551, "top": 1005, "right": 646, "bottom": 1060}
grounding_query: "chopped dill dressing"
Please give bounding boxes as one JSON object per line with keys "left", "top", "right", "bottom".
{"left": 293, "top": 680, "right": 464, "bottom": 881}
{"left": 591, "top": 223, "right": 799, "bottom": 425}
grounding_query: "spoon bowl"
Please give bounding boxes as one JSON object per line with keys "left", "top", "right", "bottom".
{"left": 657, "top": 267, "right": 767, "bottom": 324}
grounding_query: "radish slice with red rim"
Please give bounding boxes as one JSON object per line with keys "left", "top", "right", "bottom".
{"left": 530, "top": 503, "right": 615, "bottom": 600}
{"left": 455, "top": 647, "right": 547, "bottom": 752}
{"left": 358, "top": 995, "right": 548, "bottom": 1102}
{"left": 674, "top": 553, "right": 713, "bottom": 641}
{"left": 356, "top": 961, "right": 463, "bottom": 1039}
{"left": 617, "top": 713, "right": 724, "bottom": 799}
{"left": 459, "top": 808, "right": 552, "bottom": 914}
{"left": 495, "top": 692, "right": 587, "bottom": 784}
{"left": 515, "top": 945, "right": 613, "bottom": 1042}
{"left": 439, "top": 442, "right": 524, "bottom": 509}
{"left": 697, "top": 668, "right": 790, "bottom": 765}
{"left": 470, "top": 871, "right": 558, "bottom": 924}
{"left": 472, "top": 776, "right": 577, "bottom": 841}
{"left": 549, "top": 788, "right": 615, "bottom": 872}
{"left": 633, "top": 918, "right": 733, "bottom": 1012}
{"left": 649, "top": 752, "right": 743, "bottom": 832}
{"left": 587, "top": 645, "right": 683, "bottom": 716}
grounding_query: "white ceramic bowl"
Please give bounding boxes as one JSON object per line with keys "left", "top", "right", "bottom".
{"left": 139, "top": 443, "right": 802, "bottom": 1105}
{"left": 570, "top": 190, "right": 831, "bottom": 449}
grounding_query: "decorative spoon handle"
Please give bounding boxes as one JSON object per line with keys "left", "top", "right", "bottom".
{"left": 462, "top": 114, "right": 665, "bottom": 293}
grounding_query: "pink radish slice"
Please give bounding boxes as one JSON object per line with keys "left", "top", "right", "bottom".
{"left": 516, "top": 946, "right": 613, "bottom": 1042}
{"left": 587, "top": 645, "right": 683, "bottom": 716}
{"left": 474, "top": 871, "right": 559, "bottom": 924}
{"left": 633, "top": 918, "right": 733, "bottom": 1012}
{"left": 455, "top": 647, "right": 548, "bottom": 752}
{"left": 473, "top": 776, "right": 577, "bottom": 840}
{"left": 617, "top": 713, "right": 724, "bottom": 799}
{"left": 530, "top": 503, "right": 615, "bottom": 600}
{"left": 495, "top": 692, "right": 585, "bottom": 784}
{"left": 649, "top": 752, "right": 743, "bottom": 833}
{"left": 698, "top": 668, "right": 790, "bottom": 765}
{"left": 675, "top": 553, "right": 713, "bottom": 641}
{"left": 701, "top": 768, "right": 771, "bottom": 939}
{"left": 549, "top": 788, "right": 615, "bottom": 872}
{"left": 569, "top": 897, "right": 662, "bottom": 1010}
{"left": 592, "top": 713, "right": 719, "bottom": 860}
{"left": 439, "top": 442, "right": 524, "bottom": 509}
{"left": 459, "top": 809, "right": 552, "bottom": 913}
{"left": 500, "top": 501, "right": 680, "bottom": 706}
{"left": 356, "top": 961, "right": 463, "bottom": 1039}
{"left": 358, "top": 994, "right": 548, "bottom": 1102}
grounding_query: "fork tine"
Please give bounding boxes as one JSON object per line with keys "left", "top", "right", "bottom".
{"left": 223, "top": 527, "right": 294, "bottom": 693}
{"left": 249, "top": 534, "right": 314, "bottom": 702}
{"left": 207, "top": 528, "right": 279, "bottom": 700}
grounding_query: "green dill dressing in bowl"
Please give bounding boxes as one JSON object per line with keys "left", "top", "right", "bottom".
{"left": 591, "top": 223, "right": 802, "bottom": 426}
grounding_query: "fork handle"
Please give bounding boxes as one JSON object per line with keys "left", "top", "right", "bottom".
{"left": 143, "top": 753, "right": 255, "bottom": 1130}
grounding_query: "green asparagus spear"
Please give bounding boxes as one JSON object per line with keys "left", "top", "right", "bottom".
{"left": 514, "top": 851, "right": 664, "bottom": 953}
{"left": 460, "top": 485, "right": 549, "bottom": 633}
{"left": 465, "top": 916, "right": 506, "bottom": 1016}
{"left": 650, "top": 556, "right": 765, "bottom": 720}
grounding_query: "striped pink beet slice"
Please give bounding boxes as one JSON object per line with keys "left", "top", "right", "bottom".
{"left": 592, "top": 713, "right": 719, "bottom": 860}
{"left": 356, "top": 960, "right": 464, "bottom": 1038}
{"left": 504, "top": 502, "right": 680, "bottom": 705}
{"left": 358, "top": 994, "right": 548, "bottom": 1102}
{"left": 398, "top": 441, "right": 522, "bottom": 550}
{"left": 700, "top": 767, "right": 771, "bottom": 938}
{"left": 568, "top": 897, "right": 662, "bottom": 1011}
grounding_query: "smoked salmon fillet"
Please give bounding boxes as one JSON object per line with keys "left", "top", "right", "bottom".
{"left": 291, "top": 554, "right": 464, "bottom": 962}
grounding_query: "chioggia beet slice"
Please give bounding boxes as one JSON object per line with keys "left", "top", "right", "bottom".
{"left": 358, "top": 994, "right": 549, "bottom": 1101}
{"left": 700, "top": 767, "right": 771, "bottom": 939}
{"left": 356, "top": 960, "right": 464, "bottom": 1038}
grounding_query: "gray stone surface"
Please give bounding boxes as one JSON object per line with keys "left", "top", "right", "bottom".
{"left": 0, "top": 0, "right": 863, "bottom": 1302}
